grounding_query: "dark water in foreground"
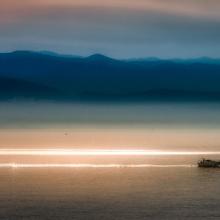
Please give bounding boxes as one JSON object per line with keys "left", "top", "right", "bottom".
{"left": 1, "top": 164, "right": 220, "bottom": 220}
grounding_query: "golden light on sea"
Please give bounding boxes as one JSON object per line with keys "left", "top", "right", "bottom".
{"left": 0, "top": 149, "right": 220, "bottom": 156}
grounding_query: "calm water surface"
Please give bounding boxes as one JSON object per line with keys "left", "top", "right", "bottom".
{"left": 0, "top": 165, "right": 220, "bottom": 220}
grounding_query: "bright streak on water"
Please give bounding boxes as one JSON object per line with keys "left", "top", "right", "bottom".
{"left": 0, "top": 163, "right": 196, "bottom": 168}
{"left": 0, "top": 149, "right": 220, "bottom": 156}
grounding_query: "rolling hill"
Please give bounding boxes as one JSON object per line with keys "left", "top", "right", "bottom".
{"left": 1, "top": 51, "right": 220, "bottom": 101}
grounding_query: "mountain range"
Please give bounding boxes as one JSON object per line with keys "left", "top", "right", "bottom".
{"left": 1, "top": 51, "right": 220, "bottom": 101}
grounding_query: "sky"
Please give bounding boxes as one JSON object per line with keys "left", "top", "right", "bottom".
{"left": 1, "top": 0, "right": 220, "bottom": 58}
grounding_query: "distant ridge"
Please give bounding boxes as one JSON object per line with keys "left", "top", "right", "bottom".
{"left": 1, "top": 51, "right": 220, "bottom": 101}
{"left": 5, "top": 50, "right": 220, "bottom": 63}
{"left": 87, "top": 54, "right": 113, "bottom": 60}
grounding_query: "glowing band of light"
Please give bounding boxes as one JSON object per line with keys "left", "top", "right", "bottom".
{"left": 0, "top": 149, "right": 219, "bottom": 156}
{"left": 0, "top": 163, "right": 195, "bottom": 168}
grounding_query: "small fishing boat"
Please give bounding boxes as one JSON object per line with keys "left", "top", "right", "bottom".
{"left": 198, "top": 159, "right": 220, "bottom": 168}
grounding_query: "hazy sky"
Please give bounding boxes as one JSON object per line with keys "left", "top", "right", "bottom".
{"left": 1, "top": 0, "right": 220, "bottom": 58}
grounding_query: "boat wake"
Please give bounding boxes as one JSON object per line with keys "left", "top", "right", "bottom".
{"left": 0, "top": 163, "right": 196, "bottom": 168}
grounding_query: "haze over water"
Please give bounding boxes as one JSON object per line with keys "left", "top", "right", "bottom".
{"left": 0, "top": 101, "right": 220, "bottom": 150}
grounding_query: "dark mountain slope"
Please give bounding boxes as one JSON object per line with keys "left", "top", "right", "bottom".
{"left": 1, "top": 51, "right": 220, "bottom": 101}
{"left": 0, "top": 76, "right": 61, "bottom": 100}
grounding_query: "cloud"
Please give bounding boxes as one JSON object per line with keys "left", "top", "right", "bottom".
{"left": 1, "top": 0, "right": 220, "bottom": 58}
{"left": 2, "top": 0, "right": 220, "bottom": 23}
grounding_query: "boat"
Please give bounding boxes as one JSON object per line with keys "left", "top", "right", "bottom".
{"left": 198, "top": 159, "right": 220, "bottom": 168}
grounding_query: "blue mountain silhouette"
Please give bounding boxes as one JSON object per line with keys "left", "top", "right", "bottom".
{"left": 1, "top": 51, "right": 220, "bottom": 101}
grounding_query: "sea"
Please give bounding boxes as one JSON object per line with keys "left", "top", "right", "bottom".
{"left": 0, "top": 101, "right": 220, "bottom": 219}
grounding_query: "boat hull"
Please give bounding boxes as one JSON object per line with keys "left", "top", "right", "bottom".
{"left": 198, "top": 159, "right": 220, "bottom": 168}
